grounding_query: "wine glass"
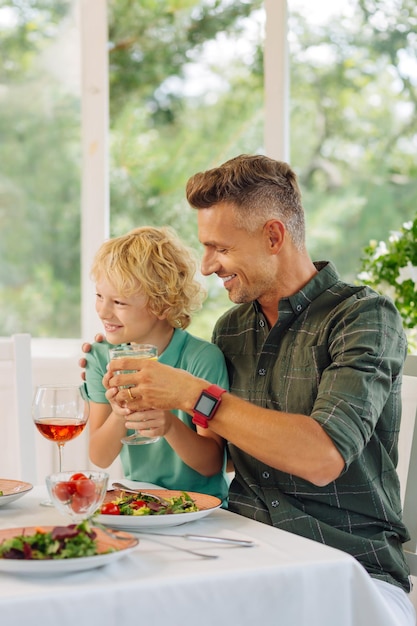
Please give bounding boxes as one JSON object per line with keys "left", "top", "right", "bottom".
{"left": 32, "top": 385, "right": 90, "bottom": 505}
{"left": 46, "top": 470, "right": 109, "bottom": 524}
{"left": 109, "top": 343, "right": 159, "bottom": 445}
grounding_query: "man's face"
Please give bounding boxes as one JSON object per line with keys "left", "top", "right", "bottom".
{"left": 197, "top": 202, "right": 278, "bottom": 305}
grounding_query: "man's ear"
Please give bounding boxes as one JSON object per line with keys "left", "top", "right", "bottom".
{"left": 264, "top": 219, "right": 285, "bottom": 253}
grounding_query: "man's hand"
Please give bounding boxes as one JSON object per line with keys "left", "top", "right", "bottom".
{"left": 104, "top": 357, "right": 206, "bottom": 414}
{"left": 78, "top": 333, "right": 106, "bottom": 381}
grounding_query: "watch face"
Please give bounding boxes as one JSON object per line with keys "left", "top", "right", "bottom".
{"left": 195, "top": 392, "right": 218, "bottom": 417}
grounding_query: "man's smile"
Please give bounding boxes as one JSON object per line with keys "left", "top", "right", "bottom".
{"left": 221, "top": 274, "right": 237, "bottom": 286}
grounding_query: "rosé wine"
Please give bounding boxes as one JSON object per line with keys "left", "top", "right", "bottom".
{"left": 34, "top": 419, "right": 86, "bottom": 444}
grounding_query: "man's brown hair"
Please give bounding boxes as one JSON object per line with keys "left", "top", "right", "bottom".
{"left": 186, "top": 154, "right": 305, "bottom": 250}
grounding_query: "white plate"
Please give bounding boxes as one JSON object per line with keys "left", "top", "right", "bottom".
{"left": 0, "top": 479, "right": 33, "bottom": 507}
{"left": 0, "top": 526, "right": 138, "bottom": 575}
{"left": 97, "top": 489, "right": 222, "bottom": 530}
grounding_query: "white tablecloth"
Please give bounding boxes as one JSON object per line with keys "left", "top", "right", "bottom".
{"left": 0, "top": 484, "right": 394, "bottom": 626}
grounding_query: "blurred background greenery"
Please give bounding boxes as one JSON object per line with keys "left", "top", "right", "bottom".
{"left": 0, "top": 0, "right": 416, "bottom": 340}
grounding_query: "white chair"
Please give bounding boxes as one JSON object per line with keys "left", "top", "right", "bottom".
{"left": 0, "top": 334, "right": 36, "bottom": 482}
{"left": 398, "top": 354, "right": 417, "bottom": 576}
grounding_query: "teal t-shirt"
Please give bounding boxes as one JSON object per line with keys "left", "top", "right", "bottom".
{"left": 85, "top": 329, "right": 230, "bottom": 502}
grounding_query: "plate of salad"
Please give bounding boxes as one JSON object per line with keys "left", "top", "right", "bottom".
{"left": 0, "top": 521, "right": 138, "bottom": 574}
{"left": 0, "top": 479, "right": 33, "bottom": 507}
{"left": 96, "top": 489, "right": 222, "bottom": 530}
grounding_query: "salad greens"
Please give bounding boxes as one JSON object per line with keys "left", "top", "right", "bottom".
{"left": 0, "top": 520, "right": 104, "bottom": 560}
{"left": 100, "top": 491, "right": 199, "bottom": 516}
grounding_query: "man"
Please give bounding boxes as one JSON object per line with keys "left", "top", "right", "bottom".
{"left": 84, "top": 154, "right": 414, "bottom": 624}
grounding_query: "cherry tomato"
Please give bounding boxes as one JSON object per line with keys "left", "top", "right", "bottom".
{"left": 75, "top": 478, "right": 96, "bottom": 498}
{"left": 70, "top": 492, "right": 89, "bottom": 513}
{"left": 100, "top": 502, "right": 121, "bottom": 515}
{"left": 54, "top": 481, "right": 76, "bottom": 502}
{"left": 131, "top": 500, "right": 146, "bottom": 509}
{"left": 70, "top": 472, "right": 88, "bottom": 481}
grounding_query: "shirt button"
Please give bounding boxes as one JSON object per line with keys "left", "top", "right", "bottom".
{"left": 271, "top": 500, "right": 280, "bottom": 507}
{"left": 258, "top": 368, "right": 266, "bottom": 376}
{"left": 296, "top": 304, "right": 302, "bottom": 312}
{"left": 262, "top": 471, "right": 270, "bottom": 479}
{"left": 259, "top": 319, "right": 265, "bottom": 327}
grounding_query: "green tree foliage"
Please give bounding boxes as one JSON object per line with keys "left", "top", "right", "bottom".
{"left": 107, "top": 0, "right": 264, "bottom": 246}
{"left": 0, "top": 0, "right": 263, "bottom": 337}
{"left": 0, "top": 0, "right": 416, "bottom": 338}
{"left": 289, "top": 0, "right": 417, "bottom": 280}
{"left": 0, "top": 0, "right": 81, "bottom": 336}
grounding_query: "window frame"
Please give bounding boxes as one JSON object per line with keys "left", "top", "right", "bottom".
{"left": 80, "top": 0, "right": 109, "bottom": 340}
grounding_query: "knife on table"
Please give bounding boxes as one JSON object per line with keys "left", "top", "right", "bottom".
{"left": 137, "top": 531, "right": 255, "bottom": 547}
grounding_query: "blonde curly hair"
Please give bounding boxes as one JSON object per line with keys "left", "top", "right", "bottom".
{"left": 91, "top": 226, "right": 205, "bottom": 329}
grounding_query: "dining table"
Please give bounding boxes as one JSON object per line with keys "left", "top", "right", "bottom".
{"left": 0, "top": 480, "right": 396, "bottom": 626}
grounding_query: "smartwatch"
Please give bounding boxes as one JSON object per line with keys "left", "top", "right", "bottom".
{"left": 192, "top": 384, "right": 226, "bottom": 428}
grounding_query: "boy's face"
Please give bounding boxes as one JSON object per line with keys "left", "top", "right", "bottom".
{"left": 95, "top": 277, "right": 164, "bottom": 345}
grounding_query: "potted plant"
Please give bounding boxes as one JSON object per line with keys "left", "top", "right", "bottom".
{"left": 358, "top": 214, "right": 417, "bottom": 352}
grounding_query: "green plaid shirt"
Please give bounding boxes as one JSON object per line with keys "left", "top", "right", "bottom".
{"left": 213, "top": 261, "right": 411, "bottom": 592}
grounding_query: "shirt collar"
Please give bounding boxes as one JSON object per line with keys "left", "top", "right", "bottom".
{"left": 287, "top": 261, "right": 340, "bottom": 315}
{"left": 253, "top": 261, "right": 340, "bottom": 318}
{"left": 157, "top": 328, "right": 186, "bottom": 366}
